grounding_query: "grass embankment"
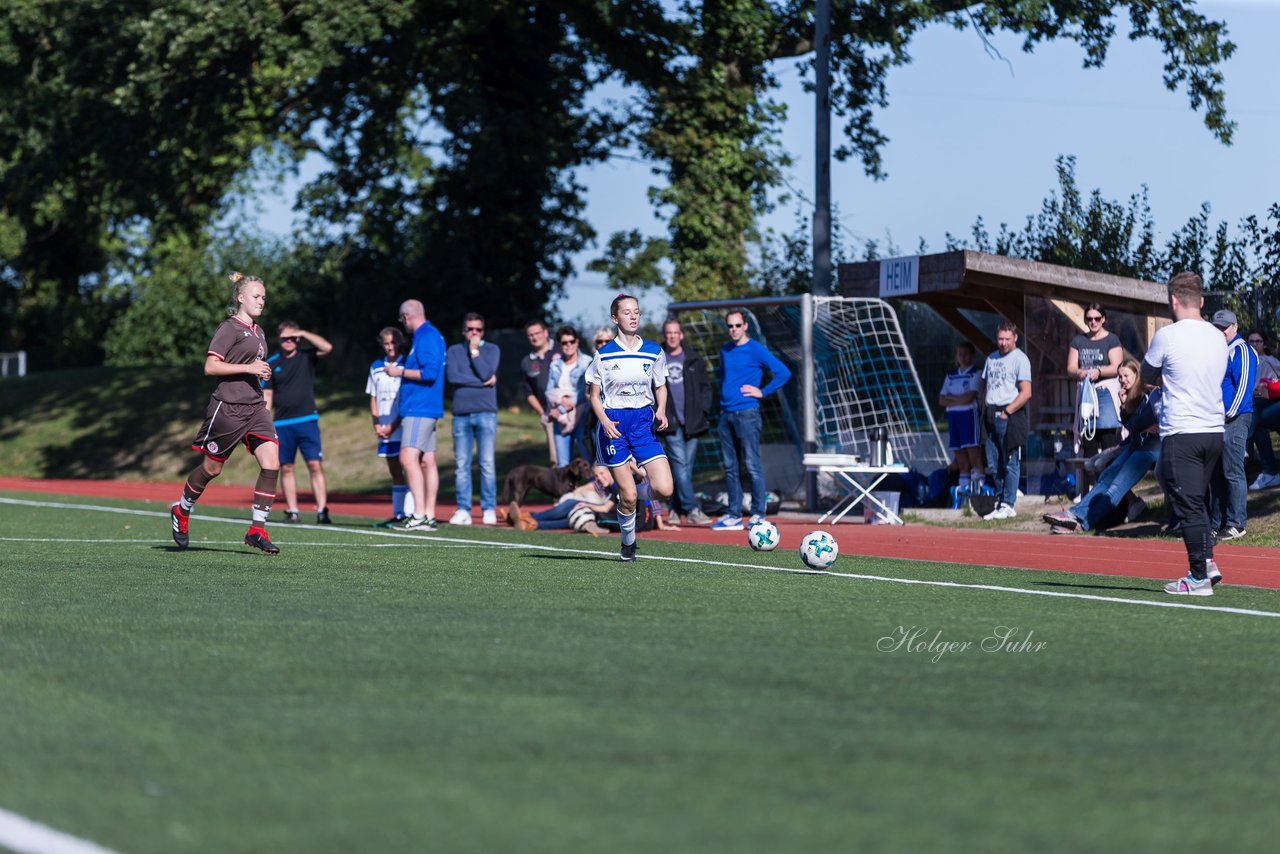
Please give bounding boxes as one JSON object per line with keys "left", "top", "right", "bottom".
{"left": 0, "top": 366, "right": 548, "bottom": 497}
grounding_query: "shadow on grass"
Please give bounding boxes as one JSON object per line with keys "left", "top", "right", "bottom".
{"left": 1031, "top": 579, "right": 1158, "bottom": 594}
{"left": 152, "top": 545, "right": 257, "bottom": 555}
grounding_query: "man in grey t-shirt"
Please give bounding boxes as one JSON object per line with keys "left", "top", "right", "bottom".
{"left": 980, "top": 321, "right": 1033, "bottom": 520}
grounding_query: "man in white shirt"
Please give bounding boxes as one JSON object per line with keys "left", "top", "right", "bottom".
{"left": 1141, "top": 271, "right": 1228, "bottom": 596}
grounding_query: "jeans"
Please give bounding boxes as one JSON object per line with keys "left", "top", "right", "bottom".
{"left": 1160, "top": 432, "right": 1223, "bottom": 579}
{"left": 1070, "top": 443, "right": 1158, "bottom": 531}
{"left": 1212, "top": 412, "right": 1252, "bottom": 530}
{"left": 663, "top": 424, "right": 700, "bottom": 515}
{"left": 1250, "top": 401, "right": 1280, "bottom": 474}
{"left": 552, "top": 417, "right": 587, "bottom": 467}
{"left": 532, "top": 500, "right": 577, "bottom": 531}
{"left": 719, "top": 409, "right": 766, "bottom": 518}
{"left": 984, "top": 413, "right": 1020, "bottom": 508}
{"left": 452, "top": 411, "right": 497, "bottom": 512}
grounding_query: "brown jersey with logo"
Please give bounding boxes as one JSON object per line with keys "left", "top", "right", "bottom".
{"left": 207, "top": 317, "right": 268, "bottom": 404}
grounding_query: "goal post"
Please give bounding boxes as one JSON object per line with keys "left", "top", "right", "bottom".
{"left": 668, "top": 295, "right": 949, "bottom": 504}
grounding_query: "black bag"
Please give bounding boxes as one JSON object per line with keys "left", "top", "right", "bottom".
{"left": 968, "top": 492, "right": 999, "bottom": 518}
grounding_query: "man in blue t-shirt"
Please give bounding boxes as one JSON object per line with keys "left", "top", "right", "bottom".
{"left": 385, "top": 299, "right": 447, "bottom": 531}
{"left": 710, "top": 309, "right": 791, "bottom": 531}
{"left": 263, "top": 321, "right": 334, "bottom": 524}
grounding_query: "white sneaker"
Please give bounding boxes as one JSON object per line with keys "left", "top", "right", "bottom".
{"left": 449, "top": 509, "right": 472, "bottom": 526}
{"left": 983, "top": 503, "right": 1016, "bottom": 521}
{"left": 1164, "top": 574, "right": 1213, "bottom": 596}
{"left": 481, "top": 509, "right": 497, "bottom": 526}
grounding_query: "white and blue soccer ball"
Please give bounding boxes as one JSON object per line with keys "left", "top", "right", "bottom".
{"left": 799, "top": 530, "right": 839, "bottom": 569}
{"left": 747, "top": 518, "right": 780, "bottom": 551}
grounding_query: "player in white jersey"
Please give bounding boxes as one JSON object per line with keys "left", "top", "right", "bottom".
{"left": 366, "top": 327, "right": 414, "bottom": 526}
{"left": 586, "top": 294, "right": 675, "bottom": 561}
{"left": 938, "top": 340, "right": 983, "bottom": 494}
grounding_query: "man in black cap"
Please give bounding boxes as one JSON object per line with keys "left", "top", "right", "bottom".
{"left": 1209, "top": 307, "right": 1257, "bottom": 541}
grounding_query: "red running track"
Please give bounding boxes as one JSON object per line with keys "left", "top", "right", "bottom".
{"left": 3, "top": 476, "right": 1277, "bottom": 590}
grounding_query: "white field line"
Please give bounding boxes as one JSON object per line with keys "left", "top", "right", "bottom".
{"left": 0, "top": 807, "right": 118, "bottom": 854}
{"left": 0, "top": 537, "right": 475, "bottom": 548}
{"left": 2, "top": 496, "right": 1279, "bottom": 620}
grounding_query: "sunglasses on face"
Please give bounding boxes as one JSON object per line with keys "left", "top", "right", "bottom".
{"left": 594, "top": 340, "right": 609, "bottom": 346}
{"left": 1085, "top": 315, "right": 1103, "bottom": 322}
{"left": 465, "top": 326, "right": 484, "bottom": 333}
{"left": 727, "top": 322, "right": 745, "bottom": 329}
{"left": 559, "top": 338, "right": 577, "bottom": 345}
{"left": 279, "top": 336, "right": 299, "bottom": 343}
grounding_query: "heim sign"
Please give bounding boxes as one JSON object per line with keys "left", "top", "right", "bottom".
{"left": 878, "top": 255, "right": 919, "bottom": 297}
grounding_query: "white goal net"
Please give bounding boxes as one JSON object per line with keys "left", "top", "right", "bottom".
{"left": 669, "top": 296, "right": 948, "bottom": 498}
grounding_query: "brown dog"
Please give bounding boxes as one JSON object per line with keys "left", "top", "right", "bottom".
{"left": 502, "top": 457, "right": 593, "bottom": 504}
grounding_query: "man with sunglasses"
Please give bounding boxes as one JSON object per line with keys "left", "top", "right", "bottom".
{"left": 446, "top": 312, "right": 501, "bottom": 525}
{"left": 263, "top": 321, "right": 334, "bottom": 524}
{"left": 711, "top": 309, "right": 791, "bottom": 531}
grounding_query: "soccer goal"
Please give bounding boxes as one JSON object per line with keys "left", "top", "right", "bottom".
{"left": 668, "top": 295, "right": 949, "bottom": 501}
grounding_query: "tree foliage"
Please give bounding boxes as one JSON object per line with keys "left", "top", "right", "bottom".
{"left": 945, "top": 156, "right": 1280, "bottom": 338}
{"left": 0, "top": 0, "right": 1240, "bottom": 366}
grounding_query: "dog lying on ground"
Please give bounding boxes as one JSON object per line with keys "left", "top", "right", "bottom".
{"left": 501, "top": 457, "right": 593, "bottom": 504}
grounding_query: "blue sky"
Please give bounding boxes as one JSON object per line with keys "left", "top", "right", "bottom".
{"left": 254, "top": 0, "right": 1278, "bottom": 325}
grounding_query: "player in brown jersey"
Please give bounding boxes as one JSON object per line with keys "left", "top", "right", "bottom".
{"left": 170, "top": 272, "right": 283, "bottom": 554}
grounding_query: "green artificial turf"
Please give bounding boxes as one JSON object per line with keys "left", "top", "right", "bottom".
{"left": 1, "top": 490, "right": 1278, "bottom": 852}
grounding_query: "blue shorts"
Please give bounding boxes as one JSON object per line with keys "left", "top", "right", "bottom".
{"left": 377, "top": 441, "right": 402, "bottom": 459}
{"left": 947, "top": 408, "right": 980, "bottom": 450}
{"left": 596, "top": 408, "right": 667, "bottom": 468}
{"left": 277, "top": 420, "right": 323, "bottom": 463}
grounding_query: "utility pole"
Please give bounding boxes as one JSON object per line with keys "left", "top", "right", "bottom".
{"left": 807, "top": 0, "right": 832, "bottom": 511}
{"left": 813, "top": 0, "right": 832, "bottom": 298}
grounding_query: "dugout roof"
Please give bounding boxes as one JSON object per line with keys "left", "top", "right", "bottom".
{"left": 837, "top": 250, "right": 1170, "bottom": 356}
{"left": 837, "top": 250, "right": 1173, "bottom": 435}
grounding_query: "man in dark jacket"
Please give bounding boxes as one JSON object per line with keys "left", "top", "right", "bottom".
{"left": 659, "top": 317, "right": 713, "bottom": 524}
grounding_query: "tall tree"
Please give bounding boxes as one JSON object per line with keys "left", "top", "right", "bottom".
{"left": 592, "top": 1, "right": 1235, "bottom": 299}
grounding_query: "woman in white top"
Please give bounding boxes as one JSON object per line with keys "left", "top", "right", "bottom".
{"left": 545, "top": 325, "right": 592, "bottom": 466}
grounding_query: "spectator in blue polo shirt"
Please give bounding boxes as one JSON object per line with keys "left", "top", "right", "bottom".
{"left": 1209, "top": 308, "right": 1257, "bottom": 540}
{"left": 710, "top": 308, "right": 791, "bottom": 531}
{"left": 385, "top": 299, "right": 447, "bottom": 532}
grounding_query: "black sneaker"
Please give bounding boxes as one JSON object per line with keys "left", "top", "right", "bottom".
{"left": 620, "top": 540, "right": 637, "bottom": 562}
{"left": 316, "top": 508, "right": 332, "bottom": 525}
{"left": 170, "top": 502, "right": 189, "bottom": 550}
{"left": 282, "top": 510, "right": 301, "bottom": 524}
{"left": 1217, "top": 526, "right": 1246, "bottom": 541}
{"left": 373, "top": 515, "right": 404, "bottom": 529}
{"left": 244, "top": 527, "right": 280, "bottom": 554}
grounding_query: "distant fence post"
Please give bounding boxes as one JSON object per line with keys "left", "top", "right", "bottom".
{"left": 0, "top": 350, "right": 27, "bottom": 377}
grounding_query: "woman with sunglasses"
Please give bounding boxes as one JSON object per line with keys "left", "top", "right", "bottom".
{"left": 544, "top": 325, "right": 593, "bottom": 466}
{"left": 1068, "top": 303, "right": 1124, "bottom": 462}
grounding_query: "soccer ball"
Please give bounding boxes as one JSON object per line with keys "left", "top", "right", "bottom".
{"left": 799, "top": 530, "right": 839, "bottom": 569}
{"left": 747, "top": 519, "right": 780, "bottom": 551}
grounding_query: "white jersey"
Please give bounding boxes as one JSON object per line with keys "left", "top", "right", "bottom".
{"left": 585, "top": 336, "right": 667, "bottom": 409}
{"left": 939, "top": 365, "right": 980, "bottom": 412}
{"left": 366, "top": 357, "right": 404, "bottom": 442}
{"left": 1143, "top": 318, "right": 1227, "bottom": 436}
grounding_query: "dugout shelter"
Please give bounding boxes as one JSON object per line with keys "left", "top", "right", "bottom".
{"left": 838, "top": 250, "right": 1172, "bottom": 436}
